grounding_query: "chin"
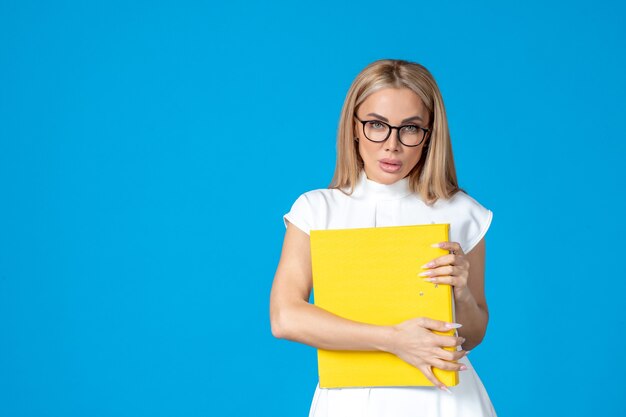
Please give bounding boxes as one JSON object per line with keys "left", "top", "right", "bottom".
{"left": 373, "top": 169, "right": 405, "bottom": 184}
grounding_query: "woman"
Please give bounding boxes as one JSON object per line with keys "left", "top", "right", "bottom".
{"left": 270, "top": 59, "right": 496, "bottom": 417}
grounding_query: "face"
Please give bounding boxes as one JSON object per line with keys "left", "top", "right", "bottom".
{"left": 354, "top": 87, "right": 430, "bottom": 185}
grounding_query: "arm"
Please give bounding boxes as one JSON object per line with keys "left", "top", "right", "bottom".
{"left": 269, "top": 221, "right": 394, "bottom": 351}
{"left": 455, "top": 237, "right": 490, "bottom": 351}
{"left": 424, "top": 238, "right": 490, "bottom": 351}
{"left": 269, "top": 222, "right": 468, "bottom": 389}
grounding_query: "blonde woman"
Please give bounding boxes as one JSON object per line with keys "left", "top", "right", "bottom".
{"left": 270, "top": 59, "right": 497, "bottom": 417}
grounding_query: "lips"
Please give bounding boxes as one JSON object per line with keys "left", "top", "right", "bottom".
{"left": 379, "top": 158, "right": 402, "bottom": 167}
{"left": 379, "top": 158, "right": 403, "bottom": 173}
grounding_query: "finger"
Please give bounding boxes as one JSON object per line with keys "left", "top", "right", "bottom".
{"left": 430, "top": 357, "right": 466, "bottom": 372}
{"left": 421, "top": 254, "right": 458, "bottom": 269}
{"left": 423, "top": 275, "right": 455, "bottom": 286}
{"left": 435, "top": 334, "right": 465, "bottom": 348}
{"left": 419, "top": 364, "right": 447, "bottom": 390}
{"left": 419, "top": 264, "right": 455, "bottom": 278}
{"left": 434, "top": 347, "right": 468, "bottom": 361}
{"left": 417, "top": 317, "right": 463, "bottom": 332}
{"left": 433, "top": 241, "right": 464, "bottom": 256}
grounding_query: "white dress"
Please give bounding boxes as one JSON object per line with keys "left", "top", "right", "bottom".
{"left": 283, "top": 170, "right": 497, "bottom": 417}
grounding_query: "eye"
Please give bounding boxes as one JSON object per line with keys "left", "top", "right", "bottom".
{"left": 401, "top": 125, "right": 420, "bottom": 134}
{"left": 367, "top": 121, "right": 386, "bottom": 130}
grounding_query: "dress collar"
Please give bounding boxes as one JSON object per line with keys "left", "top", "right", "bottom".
{"left": 347, "top": 170, "right": 413, "bottom": 201}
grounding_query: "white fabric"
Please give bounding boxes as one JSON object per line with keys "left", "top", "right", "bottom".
{"left": 284, "top": 170, "right": 492, "bottom": 254}
{"left": 283, "top": 170, "right": 497, "bottom": 417}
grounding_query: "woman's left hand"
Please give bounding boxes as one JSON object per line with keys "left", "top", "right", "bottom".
{"left": 419, "top": 241, "right": 472, "bottom": 303}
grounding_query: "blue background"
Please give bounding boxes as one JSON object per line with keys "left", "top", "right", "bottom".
{"left": 1, "top": 0, "right": 625, "bottom": 416}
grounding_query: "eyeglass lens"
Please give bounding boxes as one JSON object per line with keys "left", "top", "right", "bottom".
{"left": 363, "top": 121, "right": 425, "bottom": 146}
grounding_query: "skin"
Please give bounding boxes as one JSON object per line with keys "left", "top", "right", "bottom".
{"left": 270, "top": 87, "right": 490, "bottom": 392}
{"left": 355, "top": 87, "right": 427, "bottom": 184}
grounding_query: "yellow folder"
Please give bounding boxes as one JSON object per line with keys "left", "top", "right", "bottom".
{"left": 310, "top": 224, "right": 458, "bottom": 388}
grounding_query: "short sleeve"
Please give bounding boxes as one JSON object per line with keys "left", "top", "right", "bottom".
{"left": 283, "top": 193, "right": 313, "bottom": 235}
{"left": 449, "top": 192, "right": 493, "bottom": 254}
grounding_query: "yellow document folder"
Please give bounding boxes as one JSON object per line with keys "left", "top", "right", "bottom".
{"left": 310, "top": 224, "right": 458, "bottom": 388}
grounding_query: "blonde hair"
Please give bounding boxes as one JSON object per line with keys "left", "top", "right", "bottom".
{"left": 329, "top": 59, "right": 465, "bottom": 206}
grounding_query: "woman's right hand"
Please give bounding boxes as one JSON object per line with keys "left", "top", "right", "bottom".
{"left": 386, "top": 317, "right": 469, "bottom": 389}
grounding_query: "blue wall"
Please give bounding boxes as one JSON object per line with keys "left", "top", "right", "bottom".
{"left": 1, "top": 1, "right": 624, "bottom": 415}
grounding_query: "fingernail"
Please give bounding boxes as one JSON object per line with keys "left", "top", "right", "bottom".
{"left": 439, "top": 386, "right": 452, "bottom": 394}
{"left": 459, "top": 337, "right": 466, "bottom": 344}
{"left": 418, "top": 271, "right": 432, "bottom": 276}
{"left": 465, "top": 350, "right": 471, "bottom": 355}
{"left": 445, "top": 322, "right": 462, "bottom": 329}
{"left": 422, "top": 278, "right": 436, "bottom": 282}
{"left": 421, "top": 261, "right": 436, "bottom": 268}
{"left": 460, "top": 365, "right": 468, "bottom": 371}
{"left": 431, "top": 243, "right": 442, "bottom": 248}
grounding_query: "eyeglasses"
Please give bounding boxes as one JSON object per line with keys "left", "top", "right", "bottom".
{"left": 354, "top": 115, "right": 430, "bottom": 147}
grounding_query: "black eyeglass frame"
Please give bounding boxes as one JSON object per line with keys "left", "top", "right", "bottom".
{"left": 354, "top": 115, "right": 430, "bottom": 147}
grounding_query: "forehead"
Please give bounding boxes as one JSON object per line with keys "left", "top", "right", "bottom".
{"left": 358, "top": 87, "right": 428, "bottom": 121}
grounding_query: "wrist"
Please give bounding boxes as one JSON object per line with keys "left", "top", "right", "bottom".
{"left": 375, "top": 325, "right": 398, "bottom": 353}
{"left": 455, "top": 288, "right": 475, "bottom": 305}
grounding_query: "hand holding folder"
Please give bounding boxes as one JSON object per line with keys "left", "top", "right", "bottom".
{"left": 310, "top": 224, "right": 459, "bottom": 388}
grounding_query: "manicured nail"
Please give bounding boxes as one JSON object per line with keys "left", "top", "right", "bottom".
{"left": 418, "top": 271, "right": 432, "bottom": 276}
{"left": 421, "top": 261, "right": 436, "bottom": 268}
{"left": 439, "top": 386, "right": 452, "bottom": 394}
{"left": 431, "top": 243, "right": 442, "bottom": 248}
{"left": 465, "top": 350, "right": 471, "bottom": 355}
{"left": 422, "top": 278, "right": 436, "bottom": 282}
{"left": 445, "top": 322, "right": 462, "bottom": 329}
{"left": 459, "top": 365, "right": 468, "bottom": 371}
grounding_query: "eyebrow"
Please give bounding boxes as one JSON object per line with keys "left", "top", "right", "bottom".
{"left": 366, "top": 112, "right": 424, "bottom": 123}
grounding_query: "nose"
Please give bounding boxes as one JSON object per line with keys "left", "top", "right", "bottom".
{"left": 384, "top": 128, "right": 402, "bottom": 152}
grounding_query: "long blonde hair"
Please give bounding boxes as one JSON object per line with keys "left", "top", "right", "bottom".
{"left": 329, "top": 59, "right": 465, "bottom": 206}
